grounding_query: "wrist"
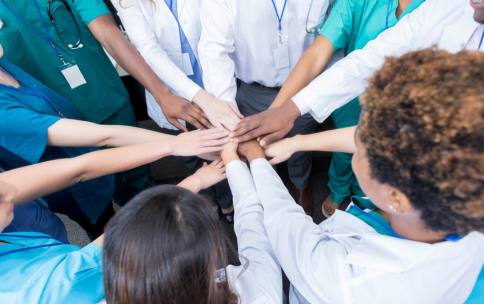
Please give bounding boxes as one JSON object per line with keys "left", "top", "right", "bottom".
{"left": 283, "top": 99, "right": 301, "bottom": 122}
{"left": 246, "top": 150, "right": 265, "bottom": 162}
{"left": 192, "top": 90, "right": 211, "bottom": 108}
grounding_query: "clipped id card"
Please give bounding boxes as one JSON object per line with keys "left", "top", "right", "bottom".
{"left": 273, "top": 44, "right": 290, "bottom": 70}
{"left": 181, "top": 53, "right": 194, "bottom": 76}
{"left": 61, "top": 64, "right": 87, "bottom": 89}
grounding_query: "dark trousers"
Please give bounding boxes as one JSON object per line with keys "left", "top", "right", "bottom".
{"left": 236, "top": 81, "right": 317, "bottom": 190}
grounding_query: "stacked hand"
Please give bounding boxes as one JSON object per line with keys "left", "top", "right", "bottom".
{"left": 157, "top": 92, "right": 212, "bottom": 131}
{"left": 193, "top": 90, "right": 242, "bottom": 131}
{"left": 231, "top": 100, "right": 300, "bottom": 146}
{"left": 220, "top": 140, "right": 266, "bottom": 165}
{"left": 171, "top": 128, "right": 229, "bottom": 157}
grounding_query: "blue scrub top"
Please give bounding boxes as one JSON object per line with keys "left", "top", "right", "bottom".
{"left": 0, "top": 232, "right": 104, "bottom": 303}
{"left": 0, "top": 58, "right": 114, "bottom": 223}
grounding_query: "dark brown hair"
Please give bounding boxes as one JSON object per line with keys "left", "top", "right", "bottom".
{"left": 359, "top": 49, "right": 484, "bottom": 235}
{"left": 103, "top": 185, "right": 238, "bottom": 304}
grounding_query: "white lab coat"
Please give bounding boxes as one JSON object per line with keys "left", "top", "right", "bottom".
{"left": 111, "top": 0, "right": 203, "bottom": 130}
{"left": 198, "top": 0, "right": 330, "bottom": 104}
{"left": 249, "top": 158, "right": 484, "bottom": 304}
{"left": 225, "top": 160, "right": 283, "bottom": 303}
{"left": 293, "top": 0, "right": 483, "bottom": 123}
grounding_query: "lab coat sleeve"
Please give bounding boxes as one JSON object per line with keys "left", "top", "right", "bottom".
{"left": 250, "top": 159, "right": 350, "bottom": 303}
{"left": 198, "top": 0, "right": 238, "bottom": 105}
{"left": 292, "top": 0, "right": 435, "bottom": 122}
{"left": 111, "top": 0, "right": 201, "bottom": 101}
{"left": 226, "top": 160, "right": 283, "bottom": 303}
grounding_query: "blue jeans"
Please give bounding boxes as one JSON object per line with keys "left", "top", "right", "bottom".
{"left": 4, "top": 200, "right": 68, "bottom": 242}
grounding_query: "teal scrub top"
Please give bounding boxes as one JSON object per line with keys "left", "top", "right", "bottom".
{"left": 0, "top": 0, "right": 129, "bottom": 123}
{"left": 0, "top": 58, "right": 114, "bottom": 223}
{"left": 319, "top": 0, "right": 424, "bottom": 55}
{"left": 0, "top": 232, "right": 104, "bottom": 304}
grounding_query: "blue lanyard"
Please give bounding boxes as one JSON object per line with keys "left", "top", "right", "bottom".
{"left": 0, "top": 0, "right": 68, "bottom": 66}
{"left": 0, "top": 66, "right": 65, "bottom": 117}
{"left": 479, "top": 30, "right": 484, "bottom": 50}
{"left": 349, "top": 204, "right": 403, "bottom": 239}
{"left": 270, "top": 0, "right": 288, "bottom": 32}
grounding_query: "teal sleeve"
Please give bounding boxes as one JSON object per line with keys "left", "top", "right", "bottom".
{"left": 318, "top": 0, "right": 355, "bottom": 51}
{"left": 0, "top": 100, "right": 61, "bottom": 163}
{"left": 72, "top": 0, "right": 111, "bottom": 25}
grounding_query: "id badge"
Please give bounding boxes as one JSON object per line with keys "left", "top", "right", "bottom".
{"left": 61, "top": 64, "right": 87, "bottom": 89}
{"left": 273, "top": 34, "right": 290, "bottom": 70}
{"left": 181, "top": 53, "right": 194, "bottom": 76}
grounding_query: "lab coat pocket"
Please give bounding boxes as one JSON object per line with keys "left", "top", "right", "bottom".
{"left": 0, "top": 19, "right": 25, "bottom": 63}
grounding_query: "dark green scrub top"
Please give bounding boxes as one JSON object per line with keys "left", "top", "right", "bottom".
{"left": 0, "top": 0, "right": 129, "bottom": 123}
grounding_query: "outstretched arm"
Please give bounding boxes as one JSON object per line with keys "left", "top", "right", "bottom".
{"left": 221, "top": 142, "right": 283, "bottom": 303}
{"left": 265, "top": 126, "right": 356, "bottom": 165}
{"left": 47, "top": 119, "right": 228, "bottom": 155}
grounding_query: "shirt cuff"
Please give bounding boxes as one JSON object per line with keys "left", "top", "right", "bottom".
{"left": 291, "top": 93, "right": 311, "bottom": 116}
{"left": 184, "top": 83, "right": 203, "bottom": 102}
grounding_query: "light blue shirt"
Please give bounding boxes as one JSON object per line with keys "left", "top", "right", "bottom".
{"left": 0, "top": 232, "right": 103, "bottom": 303}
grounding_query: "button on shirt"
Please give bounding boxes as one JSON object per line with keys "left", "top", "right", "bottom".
{"left": 198, "top": 0, "right": 330, "bottom": 104}
{"left": 293, "top": 0, "right": 482, "bottom": 123}
{"left": 0, "top": 0, "right": 129, "bottom": 123}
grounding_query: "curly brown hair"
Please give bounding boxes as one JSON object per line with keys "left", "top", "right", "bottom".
{"left": 359, "top": 49, "right": 484, "bottom": 236}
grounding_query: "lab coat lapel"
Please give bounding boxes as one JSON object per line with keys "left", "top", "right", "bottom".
{"left": 438, "top": 6, "right": 478, "bottom": 52}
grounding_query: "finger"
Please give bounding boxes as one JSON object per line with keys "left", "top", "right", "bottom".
{"left": 184, "top": 115, "right": 205, "bottom": 130}
{"left": 202, "top": 138, "right": 230, "bottom": 148}
{"left": 232, "top": 118, "right": 258, "bottom": 136}
{"left": 169, "top": 118, "right": 188, "bottom": 132}
{"left": 198, "top": 146, "right": 224, "bottom": 154}
{"left": 200, "top": 131, "right": 229, "bottom": 141}
{"left": 269, "top": 157, "right": 283, "bottom": 165}
{"left": 260, "top": 131, "right": 286, "bottom": 147}
{"left": 234, "top": 127, "right": 268, "bottom": 143}
{"left": 187, "top": 106, "right": 212, "bottom": 129}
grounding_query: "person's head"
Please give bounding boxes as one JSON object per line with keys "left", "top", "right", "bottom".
{"left": 103, "top": 185, "right": 238, "bottom": 304}
{"left": 352, "top": 49, "right": 484, "bottom": 237}
{"left": 0, "top": 181, "right": 16, "bottom": 231}
{"left": 471, "top": 0, "right": 484, "bottom": 23}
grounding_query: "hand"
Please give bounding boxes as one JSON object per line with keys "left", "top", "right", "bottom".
{"left": 192, "top": 160, "right": 226, "bottom": 190}
{"left": 232, "top": 100, "right": 300, "bottom": 146}
{"left": 157, "top": 92, "right": 212, "bottom": 131}
{"left": 220, "top": 142, "right": 239, "bottom": 165}
{"left": 264, "top": 137, "right": 298, "bottom": 165}
{"left": 238, "top": 140, "right": 265, "bottom": 162}
{"left": 171, "top": 128, "right": 229, "bottom": 156}
{"left": 193, "top": 90, "right": 242, "bottom": 131}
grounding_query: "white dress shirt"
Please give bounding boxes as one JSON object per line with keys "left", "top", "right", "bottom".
{"left": 198, "top": 0, "right": 330, "bottom": 104}
{"left": 225, "top": 160, "right": 283, "bottom": 303}
{"left": 111, "top": 0, "right": 202, "bottom": 129}
{"left": 293, "top": 0, "right": 482, "bottom": 123}
{"left": 249, "top": 158, "right": 484, "bottom": 304}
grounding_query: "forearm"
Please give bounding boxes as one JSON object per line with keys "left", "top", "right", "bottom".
{"left": 48, "top": 119, "right": 175, "bottom": 147}
{"left": 291, "top": 127, "right": 356, "bottom": 154}
{"left": 89, "top": 15, "right": 171, "bottom": 102}
{"left": 272, "top": 37, "right": 334, "bottom": 108}
{"left": 177, "top": 175, "right": 203, "bottom": 193}
{"left": 0, "top": 141, "right": 172, "bottom": 204}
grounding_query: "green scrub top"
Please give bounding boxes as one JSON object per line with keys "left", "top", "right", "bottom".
{"left": 319, "top": 0, "right": 424, "bottom": 55}
{"left": 0, "top": 0, "right": 129, "bottom": 124}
